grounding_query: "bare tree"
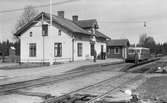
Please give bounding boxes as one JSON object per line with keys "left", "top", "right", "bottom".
{"left": 138, "top": 34, "right": 156, "bottom": 53}
{"left": 15, "top": 5, "right": 38, "bottom": 31}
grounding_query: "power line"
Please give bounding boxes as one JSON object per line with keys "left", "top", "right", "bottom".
{"left": 0, "top": 0, "right": 79, "bottom": 14}
{"left": 98, "top": 20, "right": 147, "bottom": 23}
{"left": 0, "top": 0, "right": 150, "bottom": 25}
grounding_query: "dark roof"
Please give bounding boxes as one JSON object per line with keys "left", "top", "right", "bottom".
{"left": 51, "top": 14, "right": 92, "bottom": 35}
{"left": 76, "top": 19, "right": 98, "bottom": 29}
{"left": 14, "top": 12, "right": 108, "bottom": 39}
{"left": 14, "top": 12, "right": 91, "bottom": 36}
{"left": 107, "top": 39, "right": 130, "bottom": 47}
{"left": 95, "top": 31, "right": 110, "bottom": 39}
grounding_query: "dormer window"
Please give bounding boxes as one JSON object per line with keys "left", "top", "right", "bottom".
{"left": 42, "top": 24, "right": 48, "bottom": 36}
{"left": 30, "top": 32, "right": 33, "bottom": 37}
{"left": 58, "top": 30, "right": 61, "bottom": 36}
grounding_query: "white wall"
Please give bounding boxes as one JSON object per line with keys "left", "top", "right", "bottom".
{"left": 21, "top": 22, "right": 43, "bottom": 62}
{"left": 74, "top": 40, "right": 91, "bottom": 61}
{"left": 20, "top": 21, "right": 72, "bottom": 63}
{"left": 73, "top": 40, "right": 106, "bottom": 61}
{"left": 45, "top": 23, "right": 73, "bottom": 62}
{"left": 95, "top": 42, "right": 106, "bottom": 57}
{"left": 20, "top": 21, "right": 107, "bottom": 63}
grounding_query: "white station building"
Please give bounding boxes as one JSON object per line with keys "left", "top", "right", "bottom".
{"left": 14, "top": 11, "right": 110, "bottom": 64}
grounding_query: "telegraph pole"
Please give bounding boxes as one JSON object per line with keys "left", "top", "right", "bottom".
{"left": 42, "top": 13, "right": 45, "bottom": 64}
{"left": 49, "top": 0, "right": 54, "bottom": 65}
{"left": 50, "top": 0, "right": 53, "bottom": 26}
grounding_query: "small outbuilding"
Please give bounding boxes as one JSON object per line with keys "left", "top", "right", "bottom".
{"left": 107, "top": 39, "right": 130, "bottom": 59}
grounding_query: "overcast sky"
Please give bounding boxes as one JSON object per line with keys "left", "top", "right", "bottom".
{"left": 0, "top": 0, "right": 167, "bottom": 44}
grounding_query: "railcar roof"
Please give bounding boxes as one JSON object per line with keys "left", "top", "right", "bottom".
{"left": 128, "top": 47, "right": 150, "bottom": 50}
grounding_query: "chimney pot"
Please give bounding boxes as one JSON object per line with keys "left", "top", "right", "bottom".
{"left": 72, "top": 15, "right": 78, "bottom": 22}
{"left": 57, "top": 11, "right": 64, "bottom": 18}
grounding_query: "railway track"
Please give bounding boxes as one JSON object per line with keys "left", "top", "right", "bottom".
{"left": 127, "top": 58, "right": 161, "bottom": 73}
{"left": 42, "top": 58, "right": 160, "bottom": 103}
{"left": 0, "top": 57, "right": 161, "bottom": 103}
{"left": 0, "top": 62, "right": 127, "bottom": 95}
{"left": 120, "top": 57, "right": 160, "bottom": 72}
{"left": 85, "top": 74, "right": 145, "bottom": 103}
{"left": 42, "top": 72, "right": 145, "bottom": 103}
{"left": 41, "top": 72, "right": 128, "bottom": 103}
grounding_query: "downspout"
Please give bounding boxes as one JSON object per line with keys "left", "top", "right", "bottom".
{"left": 17, "top": 36, "right": 21, "bottom": 64}
{"left": 42, "top": 34, "right": 45, "bottom": 64}
{"left": 72, "top": 34, "right": 75, "bottom": 62}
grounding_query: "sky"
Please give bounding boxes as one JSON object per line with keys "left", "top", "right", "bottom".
{"left": 0, "top": 0, "right": 167, "bottom": 44}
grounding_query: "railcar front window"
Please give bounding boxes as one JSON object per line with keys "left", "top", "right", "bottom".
{"left": 128, "top": 49, "right": 135, "bottom": 54}
{"left": 137, "top": 50, "right": 140, "bottom": 53}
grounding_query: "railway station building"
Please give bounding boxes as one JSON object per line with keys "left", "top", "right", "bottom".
{"left": 14, "top": 11, "right": 110, "bottom": 64}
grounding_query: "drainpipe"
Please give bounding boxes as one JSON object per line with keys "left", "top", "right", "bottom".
{"left": 17, "top": 36, "right": 21, "bottom": 64}
{"left": 72, "top": 35, "right": 75, "bottom": 62}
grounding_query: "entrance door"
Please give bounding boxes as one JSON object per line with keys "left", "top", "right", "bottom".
{"left": 101, "top": 45, "right": 104, "bottom": 59}
{"left": 101, "top": 45, "right": 104, "bottom": 53}
{"left": 90, "top": 44, "right": 94, "bottom": 56}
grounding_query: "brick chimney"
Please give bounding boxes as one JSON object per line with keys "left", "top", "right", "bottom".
{"left": 72, "top": 15, "right": 78, "bottom": 22}
{"left": 57, "top": 11, "right": 64, "bottom": 18}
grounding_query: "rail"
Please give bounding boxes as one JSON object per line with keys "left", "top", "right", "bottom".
{"left": 42, "top": 58, "right": 160, "bottom": 103}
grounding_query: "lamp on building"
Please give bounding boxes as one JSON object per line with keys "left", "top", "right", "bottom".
{"left": 90, "top": 23, "right": 96, "bottom": 44}
{"left": 91, "top": 35, "right": 96, "bottom": 43}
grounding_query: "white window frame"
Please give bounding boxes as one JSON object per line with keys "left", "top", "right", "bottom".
{"left": 77, "top": 43, "right": 83, "bottom": 57}
{"left": 42, "top": 24, "right": 48, "bottom": 36}
{"left": 58, "top": 30, "right": 61, "bottom": 36}
{"left": 29, "top": 43, "right": 36, "bottom": 57}
{"left": 54, "top": 43, "right": 62, "bottom": 57}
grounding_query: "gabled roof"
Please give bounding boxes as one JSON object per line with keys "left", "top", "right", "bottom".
{"left": 107, "top": 39, "right": 130, "bottom": 47}
{"left": 76, "top": 19, "right": 98, "bottom": 29}
{"left": 95, "top": 31, "right": 110, "bottom": 39}
{"left": 50, "top": 13, "right": 91, "bottom": 35}
{"left": 14, "top": 12, "right": 108, "bottom": 39}
{"left": 14, "top": 12, "right": 43, "bottom": 36}
{"left": 14, "top": 12, "right": 91, "bottom": 36}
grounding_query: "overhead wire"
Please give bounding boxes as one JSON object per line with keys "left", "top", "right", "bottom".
{"left": 0, "top": 0, "right": 149, "bottom": 24}
{"left": 0, "top": 0, "right": 79, "bottom": 14}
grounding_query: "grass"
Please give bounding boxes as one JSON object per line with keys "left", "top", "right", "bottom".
{"left": 136, "top": 76, "right": 167, "bottom": 101}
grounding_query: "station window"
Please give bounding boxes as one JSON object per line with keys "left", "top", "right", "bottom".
{"left": 29, "top": 43, "right": 36, "bottom": 57}
{"left": 58, "top": 30, "right": 61, "bottom": 36}
{"left": 42, "top": 24, "right": 48, "bottom": 36}
{"left": 77, "top": 43, "right": 82, "bottom": 57}
{"left": 54, "top": 43, "right": 62, "bottom": 57}
{"left": 30, "top": 32, "right": 33, "bottom": 37}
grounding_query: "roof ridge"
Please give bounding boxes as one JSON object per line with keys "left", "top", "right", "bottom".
{"left": 111, "top": 39, "right": 129, "bottom": 40}
{"left": 78, "top": 19, "right": 97, "bottom": 21}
